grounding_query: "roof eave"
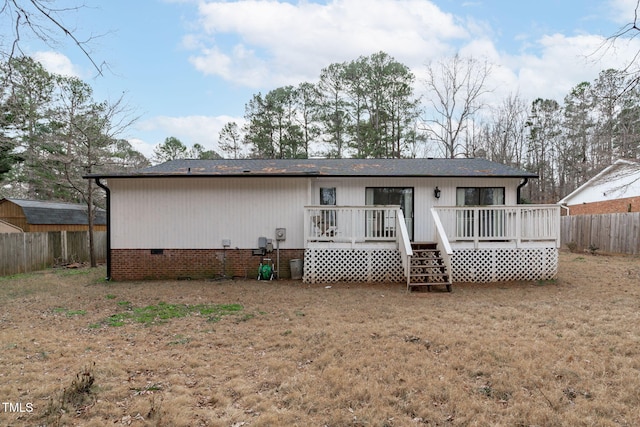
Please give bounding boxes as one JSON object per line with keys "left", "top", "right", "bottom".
{"left": 85, "top": 172, "right": 538, "bottom": 179}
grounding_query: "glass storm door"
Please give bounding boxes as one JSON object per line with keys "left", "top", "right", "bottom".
{"left": 318, "top": 187, "right": 337, "bottom": 236}
{"left": 365, "top": 187, "right": 414, "bottom": 240}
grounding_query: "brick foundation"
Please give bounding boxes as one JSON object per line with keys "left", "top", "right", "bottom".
{"left": 110, "top": 249, "right": 305, "bottom": 281}
{"left": 569, "top": 196, "right": 640, "bottom": 215}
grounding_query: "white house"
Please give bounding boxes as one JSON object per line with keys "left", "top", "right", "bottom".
{"left": 558, "top": 159, "right": 640, "bottom": 215}
{"left": 87, "top": 158, "right": 560, "bottom": 289}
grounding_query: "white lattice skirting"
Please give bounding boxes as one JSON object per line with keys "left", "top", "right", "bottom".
{"left": 303, "top": 247, "right": 559, "bottom": 284}
{"left": 451, "top": 247, "right": 558, "bottom": 283}
{"left": 303, "top": 249, "right": 404, "bottom": 284}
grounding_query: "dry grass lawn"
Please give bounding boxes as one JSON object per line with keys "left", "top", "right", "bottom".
{"left": 1, "top": 251, "right": 640, "bottom": 426}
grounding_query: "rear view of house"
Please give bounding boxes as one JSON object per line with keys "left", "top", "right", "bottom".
{"left": 86, "top": 158, "right": 560, "bottom": 288}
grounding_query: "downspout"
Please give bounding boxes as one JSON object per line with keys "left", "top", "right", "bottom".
{"left": 95, "top": 178, "right": 111, "bottom": 281}
{"left": 517, "top": 178, "right": 529, "bottom": 204}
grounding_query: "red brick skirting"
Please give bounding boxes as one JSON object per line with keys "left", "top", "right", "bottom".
{"left": 111, "top": 249, "right": 305, "bottom": 281}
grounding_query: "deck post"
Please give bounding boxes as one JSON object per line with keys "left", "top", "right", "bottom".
{"left": 303, "top": 209, "right": 309, "bottom": 249}
{"left": 351, "top": 209, "right": 356, "bottom": 246}
{"left": 473, "top": 210, "right": 479, "bottom": 249}
{"left": 515, "top": 208, "right": 521, "bottom": 248}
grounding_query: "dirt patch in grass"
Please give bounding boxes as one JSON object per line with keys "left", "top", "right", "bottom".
{"left": 1, "top": 251, "right": 640, "bottom": 426}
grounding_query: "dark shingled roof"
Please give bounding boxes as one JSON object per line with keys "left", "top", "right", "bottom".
{"left": 4, "top": 199, "right": 106, "bottom": 225}
{"left": 86, "top": 158, "right": 537, "bottom": 178}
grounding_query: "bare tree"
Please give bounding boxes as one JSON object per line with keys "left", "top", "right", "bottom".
{"left": 59, "top": 90, "right": 138, "bottom": 265}
{"left": 525, "top": 98, "right": 563, "bottom": 203}
{"left": 422, "top": 54, "right": 492, "bottom": 158}
{"left": 596, "top": 0, "right": 640, "bottom": 96}
{"left": 476, "top": 93, "right": 529, "bottom": 167}
{"left": 1, "top": 0, "right": 104, "bottom": 76}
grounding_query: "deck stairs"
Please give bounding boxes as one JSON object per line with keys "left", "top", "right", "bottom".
{"left": 408, "top": 242, "right": 452, "bottom": 292}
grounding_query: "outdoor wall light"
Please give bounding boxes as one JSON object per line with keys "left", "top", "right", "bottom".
{"left": 434, "top": 186, "right": 441, "bottom": 199}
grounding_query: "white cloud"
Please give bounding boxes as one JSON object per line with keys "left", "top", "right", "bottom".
{"left": 92, "top": 1, "right": 640, "bottom": 161}
{"left": 184, "top": 0, "right": 640, "bottom": 106}
{"left": 32, "top": 51, "right": 81, "bottom": 77}
{"left": 608, "top": 0, "right": 639, "bottom": 24}
{"left": 502, "top": 33, "right": 640, "bottom": 102}
{"left": 127, "top": 138, "right": 156, "bottom": 160}
{"left": 187, "top": 0, "right": 467, "bottom": 87}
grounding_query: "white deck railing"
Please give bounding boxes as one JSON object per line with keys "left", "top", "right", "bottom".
{"left": 304, "top": 205, "right": 402, "bottom": 246}
{"left": 433, "top": 205, "right": 561, "bottom": 248}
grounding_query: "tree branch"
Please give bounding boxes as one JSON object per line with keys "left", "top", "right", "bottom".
{"left": 26, "top": 0, "right": 103, "bottom": 76}
{"left": 2, "top": 0, "right": 105, "bottom": 76}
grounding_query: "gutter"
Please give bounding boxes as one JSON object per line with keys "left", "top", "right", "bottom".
{"left": 85, "top": 173, "right": 539, "bottom": 180}
{"left": 517, "top": 178, "right": 529, "bottom": 204}
{"left": 95, "top": 178, "right": 111, "bottom": 281}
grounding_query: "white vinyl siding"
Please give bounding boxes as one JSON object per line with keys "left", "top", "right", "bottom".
{"left": 109, "top": 177, "right": 308, "bottom": 249}
{"left": 109, "top": 175, "right": 523, "bottom": 249}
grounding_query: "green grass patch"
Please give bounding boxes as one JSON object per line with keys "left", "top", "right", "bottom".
{"left": 105, "top": 294, "right": 116, "bottom": 299}
{"left": 53, "top": 307, "right": 87, "bottom": 317}
{"left": 96, "top": 302, "right": 244, "bottom": 327}
{"left": 536, "top": 279, "right": 558, "bottom": 286}
{"left": 236, "top": 313, "right": 255, "bottom": 322}
{"left": 66, "top": 309, "right": 87, "bottom": 316}
{"left": 0, "top": 272, "right": 35, "bottom": 282}
{"left": 106, "top": 313, "right": 129, "bottom": 327}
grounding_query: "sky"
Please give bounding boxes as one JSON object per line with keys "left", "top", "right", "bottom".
{"left": 9, "top": 0, "right": 640, "bottom": 159}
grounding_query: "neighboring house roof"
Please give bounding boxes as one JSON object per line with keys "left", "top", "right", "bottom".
{"left": 86, "top": 158, "right": 538, "bottom": 179}
{"left": 0, "top": 219, "right": 23, "bottom": 232}
{"left": 1, "top": 198, "right": 107, "bottom": 225}
{"left": 558, "top": 159, "right": 640, "bottom": 205}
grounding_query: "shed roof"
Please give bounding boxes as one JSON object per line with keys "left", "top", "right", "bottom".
{"left": 1, "top": 198, "right": 106, "bottom": 225}
{"left": 86, "top": 158, "right": 537, "bottom": 179}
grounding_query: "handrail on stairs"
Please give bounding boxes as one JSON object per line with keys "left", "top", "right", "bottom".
{"left": 431, "top": 208, "right": 453, "bottom": 285}
{"left": 396, "top": 210, "right": 413, "bottom": 287}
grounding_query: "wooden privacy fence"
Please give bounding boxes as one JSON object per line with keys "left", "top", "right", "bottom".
{"left": 0, "top": 231, "right": 106, "bottom": 276}
{"left": 561, "top": 212, "right": 640, "bottom": 255}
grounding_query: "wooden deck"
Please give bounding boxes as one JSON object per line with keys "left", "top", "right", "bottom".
{"left": 303, "top": 205, "right": 560, "bottom": 285}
